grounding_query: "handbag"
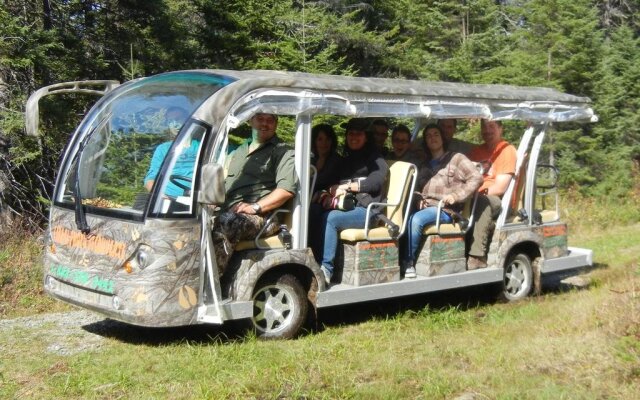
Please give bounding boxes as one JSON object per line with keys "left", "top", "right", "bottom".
{"left": 318, "top": 190, "right": 356, "bottom": 211}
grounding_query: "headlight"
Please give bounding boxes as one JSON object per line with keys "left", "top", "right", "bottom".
{"left": 137, "top": 250, "right": 149, "bottom": 269}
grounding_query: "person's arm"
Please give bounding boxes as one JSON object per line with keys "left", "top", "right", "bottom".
{"left": 487, "top": 144, "right": 516, "bottom": 197}
{"left": 232, "top": 188, "right": 294, "bottom": 215}
{"left": 334, "top": 155, "right": 388, "bottom": 196}
{"left": 446, "top": 154, "right": 483, "bottom": 204}
{"left": 233, "top": 146, "right": 297, "bottom": 215}
{"left": 487, "top": 174, "right": 512, "bottom": 197}
{"left": 357, "top": 154, "right": 389, "bottom": 194}
{"left": 143, "top": 143, "right": 169, "bottom": 192}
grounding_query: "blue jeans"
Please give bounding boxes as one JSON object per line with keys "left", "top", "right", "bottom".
{"left": 320, "top": 206, "right": 369, "bottom": 274}
{"left": 404, "top": 207, "right": 452, "bottom": 264}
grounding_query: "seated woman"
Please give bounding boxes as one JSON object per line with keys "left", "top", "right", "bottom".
{"left": 311, "top": 123, "right": 342, "bottom": 193}
{"left": 313, "top": 118, "right": 389, "bottom": 285}
{"left": 402, "top": 124, "right": 482, "bottom": 278}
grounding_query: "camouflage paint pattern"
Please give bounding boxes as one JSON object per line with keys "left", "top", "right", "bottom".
{"left": 45, "top": 207, "right": 201, "bottom": 327}
{"left": 225, "top": 247, "right": 322, "bottom": 302}
{"left": 493, "top": 222, "right": 568, "bottom": 268}
{"left": 415, "top": 236, "right": 466, "bottom": 276}
{"left": 341, "top": 241, "right": 400, "bottom": 286}
{"left": 541, "top": 224, "right": 569, "bottom": 259}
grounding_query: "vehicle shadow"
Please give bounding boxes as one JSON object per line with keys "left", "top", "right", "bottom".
{"left": 538, "top": 262, "right": 607, "bottom": 294}
{"left": 315, "top": 283, "right": 501, "bottom": 332}
{"left": 315, "top": 264, "right": 605, "bottom": 333}
{"left": 81, "top": 317, "right": 249, "bottom": 346}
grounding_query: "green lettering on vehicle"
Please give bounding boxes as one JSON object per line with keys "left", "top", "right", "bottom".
{"left": 50, "top": 264, "right": 115, "bottom": 294}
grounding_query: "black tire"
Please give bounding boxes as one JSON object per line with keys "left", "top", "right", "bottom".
{"left": 251, "top": 274, "right": 308, "bottom": 339}
{"left": 500, "top": 253, "right": 533, "bottom": 302}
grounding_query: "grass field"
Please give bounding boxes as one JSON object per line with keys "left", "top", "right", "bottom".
{"left": 0, "top": 197, "right": 638, "bottom": 399}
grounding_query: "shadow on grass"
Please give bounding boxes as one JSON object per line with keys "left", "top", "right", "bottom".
{"left": 317, "top": 263, "right": 606, "bottom": 331}
{"left": 539, "top": 262, "right": 607, "bottom": 294}
{"left": 81, "top": 264, "right": 604, "bottom": 345}
{"left": 81, "top": 317, "right": 250, "bottom": 346}
{"left": 316, "top": 283, "right": 502, "bottom": 330}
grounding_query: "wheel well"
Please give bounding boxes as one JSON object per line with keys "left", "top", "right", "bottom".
{"left": 256, "top": 263, "right": 319, "bottom": 305}
{"left": 505, "top": 241, "right": 541, "bottom": 266}
{"left": 505, "top": 241, "right": 542, "bottom": 295}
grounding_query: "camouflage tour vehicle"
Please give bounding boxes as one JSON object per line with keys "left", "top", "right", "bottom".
{"left": 26, "top": 70, "right": 596, "bottom": 339}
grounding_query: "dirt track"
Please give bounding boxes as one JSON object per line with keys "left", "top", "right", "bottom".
{"left": 0, "top": 311, "right": 107, "bottom": 356}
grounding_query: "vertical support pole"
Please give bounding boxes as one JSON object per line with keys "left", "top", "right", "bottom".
{"left": 293, "top": 114, "right": 312, "bottom": 249}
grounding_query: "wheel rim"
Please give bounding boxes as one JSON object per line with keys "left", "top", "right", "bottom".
{"left": 504, "top": 258, "right": 530, "bottom": 297}
{"left": 252, "top": 284, "right": 297, "bottom": 335}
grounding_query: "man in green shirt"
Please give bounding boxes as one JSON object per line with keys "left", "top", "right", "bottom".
{"left": 214, "top": 113, "right": 297, "bottom": 273}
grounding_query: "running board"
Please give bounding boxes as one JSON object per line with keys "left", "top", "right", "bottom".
{"left": 541, "top": 246, "right": 593, "bottom": 274}
{"left": 197, "top": 300, "right": 254, "bottom": 324}
{"left": 316, "top": 268, "right": 503, "bottom": 308}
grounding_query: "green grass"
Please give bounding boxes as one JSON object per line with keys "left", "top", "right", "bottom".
{"left": 0, "top": 228, "right": 70, "bottom": 318}
{"left": 0, "top": 199, "right": 639, "bottom": 398}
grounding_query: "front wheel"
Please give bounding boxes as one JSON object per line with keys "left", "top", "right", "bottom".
{"left": 500, "top": 253, "right": 533, "bottom": 301}
{"left": 251, "top": 274, "right": 308, "bottom": 339}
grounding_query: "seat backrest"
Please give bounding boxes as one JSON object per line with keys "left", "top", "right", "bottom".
{"left": 385, "top": 160, "right": 416, "bottom": 230}
{"left": 340, "top": 161, "right": 416, "bottom": 242}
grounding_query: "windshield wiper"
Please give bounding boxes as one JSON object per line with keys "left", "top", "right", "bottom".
{"left": 72, "top": 113, "right": 111, "bottom": 234}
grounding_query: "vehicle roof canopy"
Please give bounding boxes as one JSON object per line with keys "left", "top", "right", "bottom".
{"left": 190, "top": 69, "right": 597, "bottom": 126}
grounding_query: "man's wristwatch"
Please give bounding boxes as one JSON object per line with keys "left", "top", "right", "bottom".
{"left": 251, "top": 203, "right": 262, "bottom": 214}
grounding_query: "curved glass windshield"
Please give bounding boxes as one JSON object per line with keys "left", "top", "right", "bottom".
{"left": 55, "top": 72, "right": 233, "bottom": 219}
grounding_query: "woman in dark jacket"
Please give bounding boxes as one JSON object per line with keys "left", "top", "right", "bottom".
{"left": 311, "top": 123, "right": 342, "bottom": 193}
{"left": 315, "top": 118, "right": 389, "bottom": 285}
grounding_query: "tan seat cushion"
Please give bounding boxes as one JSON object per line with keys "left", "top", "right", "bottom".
{"left": 422, "top": 223, "right": 465, "bottom": 236}
{"left": 235, "top": 235, "right": 284, "bottom": 251}
{"left": 340, "top": 227, "right": 395, "bottom": 242}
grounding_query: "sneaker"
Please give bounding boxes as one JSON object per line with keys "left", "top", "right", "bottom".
{"left": 404, "top": 266, "right": 417, "bottom": 279}
{"left": 320, "top": 265, "right": 332, "bottom": 286}
{"left": 467, "top": 255, "right": 487, "bottom": 270}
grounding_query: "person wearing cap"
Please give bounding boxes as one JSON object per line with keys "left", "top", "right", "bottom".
{"left": 438, "top": 119, "right": 475, "bottom": 154}
{"left": 313, "top": 118, "right": 389, "bottom": 286}
{"left": 213, "top": 113, "right": 297, "bottom": 274}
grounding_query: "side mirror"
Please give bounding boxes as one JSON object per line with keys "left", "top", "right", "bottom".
{"left": 536, "top": 164, "right": 559, "bottom": 189}
{"left": 198, "top": 163, "right": 225, "bottom": 205}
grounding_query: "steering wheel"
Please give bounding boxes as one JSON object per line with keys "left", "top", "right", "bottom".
{"left": 169, "top": 175, "right": 192, "bottom": 191}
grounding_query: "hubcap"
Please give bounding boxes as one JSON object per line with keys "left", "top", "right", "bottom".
{"left": 252, "top": 285, "right": 295, "bottom": 334}
{"left": 505, "top": 259, "right": 528, "bottom": 296}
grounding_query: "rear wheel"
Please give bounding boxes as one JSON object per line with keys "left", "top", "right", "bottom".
{"left": 251, "top": 274, "right": 308, "bottom": 339}
{"left": 500, "top": 253, "right": 533, "bottom": 301}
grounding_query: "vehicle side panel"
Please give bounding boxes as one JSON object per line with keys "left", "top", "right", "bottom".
{"left": 226, "top": 248, "right": 322, "bottom": 302}
{"left": 493, "top": 222, "right": 569, "bottom": 267}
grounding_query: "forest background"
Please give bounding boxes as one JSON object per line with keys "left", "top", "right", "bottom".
{"left": 0, "top": 0, "right": 639, "bottom": 229}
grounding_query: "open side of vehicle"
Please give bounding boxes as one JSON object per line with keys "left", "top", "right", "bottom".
{"left": 28, "top": 70, "right": 596, "bottom": 339}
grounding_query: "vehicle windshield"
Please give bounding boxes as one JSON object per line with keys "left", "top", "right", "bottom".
{"left": 55, "top": 72, "right": 232, "bottom": 219}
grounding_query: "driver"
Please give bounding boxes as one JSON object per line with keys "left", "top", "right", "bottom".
{"left": 143, "top": 107, "right": 193, "bottom": 196}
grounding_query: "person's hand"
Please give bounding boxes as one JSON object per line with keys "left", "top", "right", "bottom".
{"left": 443, "top": 194, "right": 456, "bottom": 205}
{"left": 329, "top": 184, "right": 340, "bottom": 196}
{"left": 334, "top": 186, "right": 347, "bottom": 197}
{"left": 232, "top": 202, "right": 257, "bottom": 215}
